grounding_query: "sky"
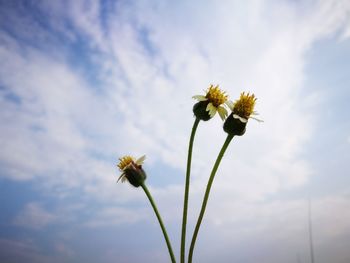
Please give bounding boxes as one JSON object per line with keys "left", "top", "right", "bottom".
{"left": 0, "top": 0, "right": 350, "bottom": 262}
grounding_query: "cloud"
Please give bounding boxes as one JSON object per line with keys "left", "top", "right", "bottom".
{"left": 13, "top": 202, "right": 57, "bottom": 229}
{"left": 192, "top": 194, "right": 350, "bottom": 263}
{"left": 1, "top": 0, "right": 348, "bottom": 195}
{"left": 0, "top": 238, "right": 55, "bottom": 263}
{"left": 82, "top": 206, "right": 148, "bottom": 228}
{"left": 1, "top": 2, "right": 347, "bottom": 218}
{"left": 54, "top": 242, "right": 75, "bottom": 257}
{"left": 0, "top": 2, "right": 350, "bottom": 262}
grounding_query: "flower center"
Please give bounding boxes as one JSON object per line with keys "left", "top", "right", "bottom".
{"left": 233, "top": 92, "right": 256, "bottom": 119}
{"left": 205, "top": 85, "right": 228, "bottom": 107}
{"left": 117, "top": 156, "right": 135, "bottom": 171}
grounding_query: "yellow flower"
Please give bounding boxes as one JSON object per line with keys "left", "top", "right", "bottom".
{"left": 193, "top": 84, "right": 231, "bottom": 121}
{"left": 117, "top": 155, "right": 146, "bottom": 187}
{"left": 224, "top": 92, "right": 262, "bottom": 136}
{"left": 229, "top": 92, "right": 261, "bottom": 123}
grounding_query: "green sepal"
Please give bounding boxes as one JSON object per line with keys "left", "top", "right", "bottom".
{"left": 223, "top": 113, "right": 246, "bottom": 136}
{"left": 193, "top": 101, "right": 211, "bottom": 121}
{"left": 124, "top": 166, "right": 147, "bottom": 187}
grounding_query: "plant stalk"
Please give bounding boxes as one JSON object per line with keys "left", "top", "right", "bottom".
{"left": 180, "top": 118, "right": 200, "bottom": 263}
{"left": 308, "top": 198, "right": 315, "bottom": 263}
{"left": 188, "top": 134, "right": 234, "bottom": 263}
{"left": 141, "top": 183, "right": 176, "bottom": 263}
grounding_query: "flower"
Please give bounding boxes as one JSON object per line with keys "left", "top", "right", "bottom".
{"left": 192, "top": 84, "right": 231, "bottom": 121}
{"left": 117, "top": 155, "right": 147, "bottom": 187}
{"left": 223, "top": 92, "right": 262, "bottom": 136}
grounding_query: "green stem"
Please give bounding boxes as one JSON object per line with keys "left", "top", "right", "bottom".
{"left": 188, "top": 134, "right": 234, "bottom": 263}
{"left": 141, "top": 183, "right": 176, "bottom": 263}
{"left": 308, "top": 198, "right": 315, "bottom": 263}
{"left": 181, "top": 118, "right": 200, "bottom": 263}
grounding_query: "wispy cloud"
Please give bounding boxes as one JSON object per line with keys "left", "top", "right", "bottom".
{"left": 13, "top": 202, "right": 57, "bottom": 229}
{"left": 83, "top": 206, "right": 148, "bottom": 228}
{"left": 1, "top": 0, "right": 350, "bottom": 262}
{"left": 1, "top": 0, "right": 349, "bottom": 224}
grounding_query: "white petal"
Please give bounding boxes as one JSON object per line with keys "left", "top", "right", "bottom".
{"left": 217, "top": 106, "right": 228, "bottom": 120}
{"left": 206, "top": 103, "right": 217, "bottom": 117}
{"left": 225, "top": 100, "right": 234, "bottom": 110}
{"left": 206, "top": 102, "right": 213, "bottom": 111}
{"left": 136, "top": 155, "right": 146, "bottom": 165}
{"left": 192, "top": 95, "right": 207, "bottom": 101}
{"left": 117, "top": 173, "right": 125, "bottom": 183}
{"left": 250, "top": 116, "right": 264, "bottom": 122}
{"left": 232, "top": 114, "right": 248, "bottom": 123}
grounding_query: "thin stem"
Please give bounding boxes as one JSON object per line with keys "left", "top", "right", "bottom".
{"left": 181, "top": 118, "right": 200, "bottom": 263}
{"left": 308, "top": 198, "right": 315, "bottom": 263}
{"left": 188, "top": 134, "right": 234, "bottom": 263}
{"left": 141, "top": 183, "right": 176, "bottom": 263}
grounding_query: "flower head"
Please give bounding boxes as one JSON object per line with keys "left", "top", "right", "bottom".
{"left": 231, "top": 92, "right": 257, "bottom": 121}
{"left": 192, "top": 84, "right": 231, "bottom": 121}
{"left": 224, "top": 92, "right": 262, "bottom": 136}
{"left": 117, "top": 155, "right": 146, "bottom": 187}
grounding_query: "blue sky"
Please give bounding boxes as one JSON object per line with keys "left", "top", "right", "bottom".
{"left": 1, "top": 0, "right": 350, "bottom": 262}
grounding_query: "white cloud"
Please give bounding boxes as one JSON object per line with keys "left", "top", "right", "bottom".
{"left": 83, "top": 206, "right": 148, "bottom": 228}
{"left": 1, "top": 2, "right": 346, "bottom": 196}
{"left": 1, "top": 2, "right": 350, "bottom": 258}
{"left": 194, "top": 194, "right": 350, "bottom": 263}
{"left": 13, "top": 203, "right": 57, "bottom": 229}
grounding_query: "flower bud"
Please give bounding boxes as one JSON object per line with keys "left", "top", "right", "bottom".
{"left": 192, "top": 84, "right": 230, "bottom": 121}
{"left": 193, "top": 100, "right": 211, "bottom": 121}
{"left": 223, "top": 113, "right": 247, "bottom": 136}
{"left": 223, "top": 92, "right": 261, "bottom": 136}
{"left": 117, "top": 155, "right": 147, "bottom": 187}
